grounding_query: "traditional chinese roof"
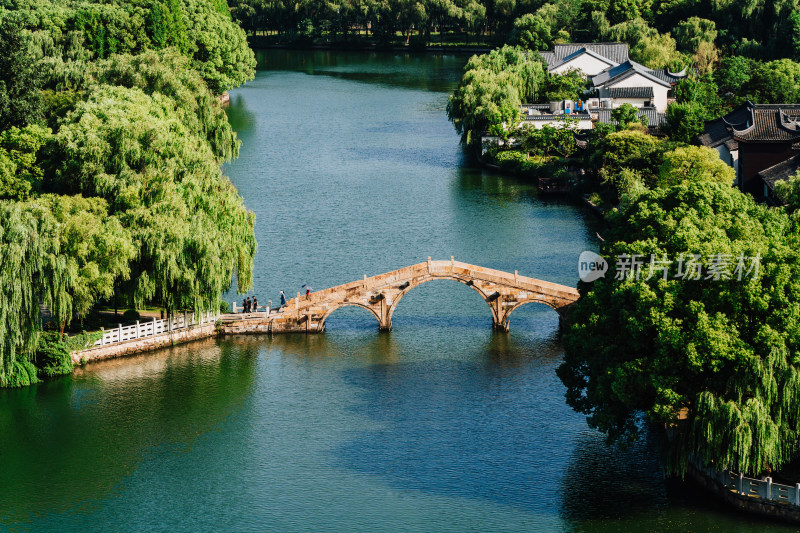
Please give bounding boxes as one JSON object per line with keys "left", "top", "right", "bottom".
{"left": 697, "top": 101, "right": 753, "bottom": 148}
{"left": 649, "top": 68, "right": 688, "bottom": 84}
{"left": 759, "top": 153, "right": 800, "bottom": 192}
{"left": 591, "top": 60, "right": 674, "bottom": 88}
{"left": 733, "top": 105, "right": 800, "bottom": 143}
{"left": 552, "top": 43, "right": 629, "bottom": 64}
{"left": 539, "top": 43, "right": 628, "bottom": 71}
{"left": 594, "top": 106, "right": 666, "bottom": 133}
{"left": 539, "top": 52, "right": 557, "bottom": 68}
{"left": 523, "top": 111, "right": 592, "bottom": 121}
{"left": 521, "top": 103, "right": 551, "bottom": 111}
{"left": 599, "top": 86, "right": 654, "bottom": 99}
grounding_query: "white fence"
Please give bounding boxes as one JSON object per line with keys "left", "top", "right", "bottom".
{"left": 93, "top": 311, "right": 220, "bottom": 347}
{"left": 703, "top": 464, "right": 800, "bottom": 506}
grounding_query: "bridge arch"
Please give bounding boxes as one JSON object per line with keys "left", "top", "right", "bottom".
{"left": 386, "top": 274, "right": 500, "bottom": 327}
{"left": 493, "top": 299, "right": 567, "bottom": 331}
{"left": 318, "top": 302, "right": 384, "bottom": 331}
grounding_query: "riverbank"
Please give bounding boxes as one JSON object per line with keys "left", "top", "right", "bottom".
{"left": 247, "top": 36, "right": 491, "bottom": 54}
{"left": 69, "top": 311, "right": 335, "bottom": 365}
{"left": 687, "top": 463, "right": 800, "bottom": 525}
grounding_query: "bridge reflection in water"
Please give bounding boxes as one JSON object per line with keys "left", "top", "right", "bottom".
{"left": 220, "top": 258, "right": 579, "bottom": 334}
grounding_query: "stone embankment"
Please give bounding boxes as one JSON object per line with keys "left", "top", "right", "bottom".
{"left": 688, "top": 463, "right": 800, "bottom": 524}
{"left": 72, "top": 323, "right": 218, "bottom": 364}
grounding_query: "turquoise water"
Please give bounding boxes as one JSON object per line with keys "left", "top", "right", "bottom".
{"left": 0, "top": 50, "right": 794, "bottom": 531}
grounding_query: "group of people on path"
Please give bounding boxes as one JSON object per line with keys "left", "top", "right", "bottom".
{"left": 242, "top": 287, "right": 312, "bottom": 314}
{"left": 242, "top": 296, "right": 259, "bottom": 313}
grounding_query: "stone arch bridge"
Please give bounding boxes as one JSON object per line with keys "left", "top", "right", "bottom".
{"left": 220, "top": 258, "right": 579, "bottom": 334}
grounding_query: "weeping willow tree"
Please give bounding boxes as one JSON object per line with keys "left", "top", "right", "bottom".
{"left": 0, "top": 201, "right": 73, "bottom": 387}
{"left": 558, "top": 182, "right": 800, "bottom": 476}
{"left": 90, "top": 50, "right": 241, "bottom": 162}
{"left": 46, "top": 84, "right": 255, "bottom": 314}
{"left": 446, "top": 45, "right": 546, "bottom": 145}
{"left": 685, "top": 345, "right": 800, "bottom": 474}
{"left": 32, "top": 194, "right": 136, "bottom": 320}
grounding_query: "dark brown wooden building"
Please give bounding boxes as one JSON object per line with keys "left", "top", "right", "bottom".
{"left": 699, "top": 102, "right": 800, "bottom": 198}
{"left": 759, "top": 153, "right": 800, "bottom": 205}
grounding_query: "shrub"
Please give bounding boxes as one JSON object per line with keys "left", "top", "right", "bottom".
{"left": 34, "top": 331, "right": 74, "bottom": 378}
{"left": 122, "top": 309, "right": 140, "bottom": 322}
{"left": 493, "top": 149, "right": 529, "bottom": 170}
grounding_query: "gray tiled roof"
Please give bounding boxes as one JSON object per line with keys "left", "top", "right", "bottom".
{"left": 523, "top": 111, "right": 592, "bottom": 121}
{"left": 650, "top": 68, "right": 688, "bottom": 84}
{"left": 594, "top": 106, "right": 666, "bottom": 132}
{"left": 724, "top": 139, "right": 739, "bottom": 151}
{"left": 759, "top": 153, "right": 800, "bottom": 191}
{"left": 697, "top": 102, "right": 752, "bottom": 148}
{"left": 601, "top": 86, "right": 654, "bottom": 99}
{"left": 539, "top": 52, "right": 557, "bottom": 68}
{"left": 591, "top": 61, "right": 673, "bottom": 88}
{"left": 538, "top": 43, "right": 629, "bottom": 71}
{"left": 734, "top": 105, "right": 800, "bottom": 142}
{"left": 553, "top": 43, "right": 629, "bottom": 64}
{"left": 521, "top": 103, "right": 551, "bottom": 111}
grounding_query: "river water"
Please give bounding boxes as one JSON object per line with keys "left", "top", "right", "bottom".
{"left": 0, "top": 50, "right": 794, "bottom": 531}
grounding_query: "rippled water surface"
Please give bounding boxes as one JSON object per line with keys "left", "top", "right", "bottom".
{"left": 0, "top": 50, "right": 794, "bottom": 532}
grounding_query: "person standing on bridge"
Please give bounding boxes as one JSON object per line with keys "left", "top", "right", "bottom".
{"left": 280, "top": 290, "right": 287, "bottom": 308}
{"left": 242, "top": 297, "right": 247, "bottom": 313}
{"left": 252, "top": 296, "right": 258, "bottom": 312}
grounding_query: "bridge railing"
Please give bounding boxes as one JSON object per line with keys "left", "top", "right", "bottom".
{"left": 292, "top": 259, "right": 579, "bottom": 308}
{"left": 702, "top": 464, "right": 800, "bottom": 506}
{"left": 93, "top": 311, "right": 220, "bottom": 347}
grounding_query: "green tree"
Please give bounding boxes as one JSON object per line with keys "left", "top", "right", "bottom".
{"left": 148, "top": 0, "right": 191, "bottom": 53}
{"left": 46, "top": 84, "right": 256, "bottom": 314}
{"left": 447, "top": 46, "right": 546, "bottom": 144}
{"left": 774, "top": 170, "right": 800, "bottom": 208}
{"left": 182, "top": 0, "right": 257, "bottom": 93}
{"left": 558, "top": 182, "right": 800, "bottom": 476}
{"left": 543, "top": 70, "right": 586, "bottom": 101}
{"left": 0, "top": 18, "right": 44, "bottom": 129}
{"left": 664, "top": 101, "right": 706, "bottom": 144}
{"left": 665, "top": 75, "right": 723, "bottom": 143}
{"left": 92, "top": 50, "right": 240, "bottom": 161}
{"left": 599, "top": 128, "right": 660, "bottom": 189}
{"left": 0, "top": 201, "right": 73, "bottom": 387}
{"left": 520, "top": 114, "right": 579, "bottom": 157}
{"left": 657, "top": 145, "right": 735, "bottom": 187}
{"left": 607, "top": 0, "right": 640, "bottom": 25}
{"left": 749, "top": 59, "right": 800, "bottom": 104}
{"left": 714, "top": 56, "right": 753, "bottom": 94}
{"left": 0, "top": 125, "right": 50, "bottom": 201}
{"left": 673, "top": 17, "right": 716, "bottom": 53}
{"left": 611, "top": 103, "right": 647, "bottom": 128}
{"left": 631, "top": 31, "right": 685, "bottom": 70}
{"left": 509, "top": 13, "right": 552, "bottom": 50}
{"left": 693, "top": 41, "right": 719, "bottom": 75}
{"left": 32, "top": 194, "right": 136, "bottom": 321}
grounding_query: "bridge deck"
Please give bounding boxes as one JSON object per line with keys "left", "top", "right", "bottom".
{"left": 219, "top": 259, "right": 579, "bottom": 333}
{"left": 290, "top": 260, "right": 578, "bottom": 308}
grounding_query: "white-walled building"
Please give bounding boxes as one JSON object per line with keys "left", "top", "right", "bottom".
{"left": 538, "top": 44, "right": 687, "bottom": 113}
{"left": 589, "top": 60, "right": 685, "bottom": 113}
{"left": 539, "top": 43, "right": 629, "bottom": 77}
